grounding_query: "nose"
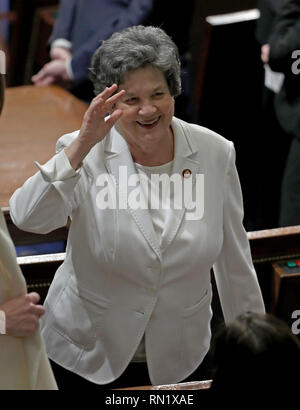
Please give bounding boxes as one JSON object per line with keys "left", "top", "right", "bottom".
{"left": 138, "top": 101, "right": 157, "bottom": 117}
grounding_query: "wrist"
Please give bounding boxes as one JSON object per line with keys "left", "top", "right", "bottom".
{"left": 51, "top": 39, "right": 72, "bottom": 50}
{"left": 65, "top": 58, "right": 74, "bottom": 80}
{"left": 77, "top": 132, "right": 97, "bottom": 152}
{"left": 64, "top": 137, "right": 94, "bottom": 170}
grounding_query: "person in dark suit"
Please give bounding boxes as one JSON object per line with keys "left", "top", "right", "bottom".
{"left": 267, "top": 0, "right": 300, "bottom": 226}
{"left": 31, "top": 0, "right": 195, "bottom": 121}
{"left": 255, "top": 0, "right": 292, "bottom": 229}
{"left": 32, "top": 0, "right": 154, "bottom": 97}
{"left": 256, "top": 0, "right": 281, "bottom": 45}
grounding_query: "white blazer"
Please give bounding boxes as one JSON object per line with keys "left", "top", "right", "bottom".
{"left": 9, "top": 117, "right": 265, "bottom": 386}
{"left": 0, "top": 211, "right": 57, "bottom": 390}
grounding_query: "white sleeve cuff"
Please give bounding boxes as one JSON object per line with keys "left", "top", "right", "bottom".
{"left": 34, "top": 149, "right": 80, "bottom": 182}
{"left": 0, "top": 50, "right": 6, "bottom": 75}
{"left": 264, "top": 64, "right": 284, "bottom": 93}
{"left": 65, "top": 58, "right": 74, "bottom": 80}
{"left": 51, "top": 38, "right": 72, "bottom": 50}
{"left": 0, "top": 310, "right": 6, "bottom": 334}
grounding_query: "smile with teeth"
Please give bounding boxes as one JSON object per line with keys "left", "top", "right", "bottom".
{"left": 136, "top": 117, "right": 160, "bottom": 128}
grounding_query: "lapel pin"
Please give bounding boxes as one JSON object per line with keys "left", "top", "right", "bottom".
{"left": 182, "top": 169, "right": 192, "bottom": 178}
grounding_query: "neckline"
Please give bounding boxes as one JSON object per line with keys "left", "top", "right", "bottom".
{"left": 135, "top": 159, "right": 174, "bottom": 170}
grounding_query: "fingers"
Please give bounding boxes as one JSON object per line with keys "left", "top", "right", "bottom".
{"left": 78, "top": 84, "right": 125, "bottom": 145}
{"left": 25, "top": 293, "right": 45, "bottom": 317}
{"left": 92, "top": 84, "right": 126, "bottom": 110}
{"left": 106, "top": 89, "right": 126, "bottom": 107}
{"left": 26, "top": 293, "right": 45, "bottom": 321}
{"left": 32, "top": 69, "right": 53, "bottom": 86}
{"left": 27, "top": 292, "right": 40, "bottom": 304}
{"left": 32, "top": 60, "right": 67, "bottom": 85}
{"left": 85, "top": 85, "right": 125, "bottom": 128}
{"left": 32, "top": 304, "right": 45, "bottom": 318}
{"left": 95, "top": 84, "right": 119, "bottom": 100}
{"left": 32, "top": 64, "right": 51, "bottom": 83}
{"left": 3, "top": 292, "right": 45, "bottom": 337}
{"left": 33, "top": 77, "right": 55, "bottom": 86}
{"left": 105, "top": 109, "right": 123, "bottom": 127}
{"left": 31, "top": 72, "right": 43, "bottom": 83}
{"left": 40, "top": 76, "right": 55, "bottom": 86}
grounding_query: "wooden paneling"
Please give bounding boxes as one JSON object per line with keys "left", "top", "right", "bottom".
{"left": 0, "top": 85, "right": 87, "bottom": 207}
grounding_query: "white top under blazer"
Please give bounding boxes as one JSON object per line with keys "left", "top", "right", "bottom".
{"left": 9, "top": 117, "right": 265, "bottom": 386}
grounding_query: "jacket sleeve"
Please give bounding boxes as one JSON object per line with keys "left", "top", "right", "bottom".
{"left": 268, "top": 0, "right": 300, "bottom": 73}
{"left": 9, "top": 133, "right": 90, "bottom": 234}
{"left": 213, "top": 143, "right": 265, "bottom": 324}
{"left": 70, "top": 0, "right": 154, "bottom": 85}
{"left": 255, "top": 0, "right": 280, "bottom": 45}
{"left": 49, "top": 0, "right": 77, "bottom": 43}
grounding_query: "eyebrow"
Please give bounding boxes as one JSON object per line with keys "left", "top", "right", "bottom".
{"left": 123, "top": 92, "right": 136, "bottom": 98}
{"left": 124, "top": 85, "right": 165, "bottom": 97}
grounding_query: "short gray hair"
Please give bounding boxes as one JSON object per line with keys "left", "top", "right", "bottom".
{"left": 89, "top": 25, "right": 181, "bottom": 97}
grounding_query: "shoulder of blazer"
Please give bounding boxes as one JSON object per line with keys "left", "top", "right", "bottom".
{"left": 174, "top": 117, "right": 233, "bottom": 160}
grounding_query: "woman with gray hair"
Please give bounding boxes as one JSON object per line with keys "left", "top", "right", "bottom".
{"left": 10, "top": 25, "right": 265, "bottom": 389}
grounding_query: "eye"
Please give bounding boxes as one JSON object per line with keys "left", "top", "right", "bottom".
{"left": 153, "top": 91, "right": 164, "bottom": 98}
{"left": 124, "top": 97, "right": 138, "bottom": 104}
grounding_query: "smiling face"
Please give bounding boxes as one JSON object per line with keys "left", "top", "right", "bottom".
{"left": 114, "top": 66, "right": 175, "bottom": 154}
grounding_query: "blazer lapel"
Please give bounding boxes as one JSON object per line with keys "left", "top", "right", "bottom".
{"left": 103, "top": 118, "right": 202, "bottom": 257}
{"left": 160, "top": 118, "right": 203, "bottom": 253}
{"left": 104, "top": 126, "right": 162, "bottom": 261}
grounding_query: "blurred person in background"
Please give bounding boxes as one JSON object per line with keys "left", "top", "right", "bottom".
{"left": 0, "top": 56, "right": 57, "bottom": 390}
{"left": 210, "top": 312, "right": 300, "bottom": 400}
{"left": 31, "top": 0, "right": 195, "bottom": 122}
{"left": 267, "top": 0, "right": 300, "bottom": 226}
{"left": 255, "top": 0, "right": 291, "bottom": 229}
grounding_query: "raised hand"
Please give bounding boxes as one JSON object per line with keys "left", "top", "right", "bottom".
{"left": 78, "top": 84, "right": 125, "bottom": 144}
{"left": 65, "top": 84, "right": 125, "bottom": 170}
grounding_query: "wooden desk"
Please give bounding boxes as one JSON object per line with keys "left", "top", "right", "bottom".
{"left": 248, "top": 226, "right": 300, "bottom": 310}
{"left": 119, "top": 380, "right": 212, "bottom": 390}
{"left": 271, "top": 260, "right": 300, "bottom": 327}
{"left": 0, "top": 85, "right": 87, "bottom": 207}
{"left": 248, "top": 225, "right": 300, "bottom": 261}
